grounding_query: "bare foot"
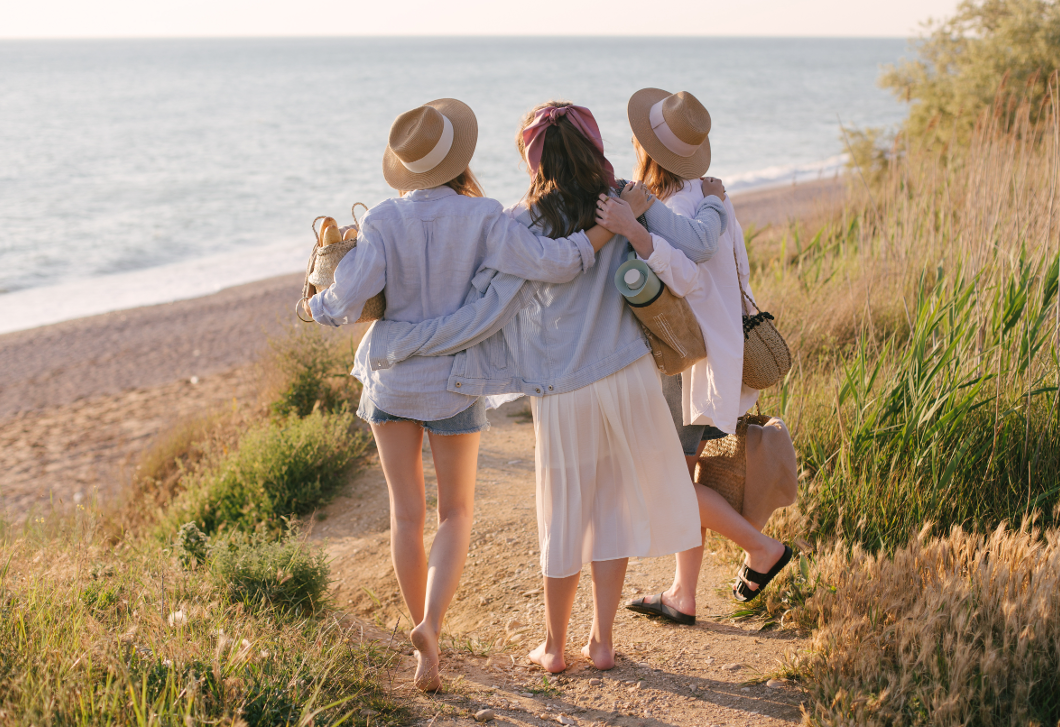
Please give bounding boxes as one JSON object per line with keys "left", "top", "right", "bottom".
{"left": 528, "top": 640, "right": 567, "bottom": 673}
{"left": 410, "top": 624, "right": 442, "bottom": 691}
{"left": 581, "top": 641, "right": 615, "bottom": 670}
{"left": 740, "top": 538, "right": 787, "bottom": 592}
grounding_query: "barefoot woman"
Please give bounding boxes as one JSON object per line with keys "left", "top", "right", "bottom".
{"left": 306, "top": 99, "right": 614, "bottom": 689}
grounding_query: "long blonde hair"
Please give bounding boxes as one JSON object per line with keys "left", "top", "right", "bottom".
{"left": 632, "top": 137, "right": 687, "bottom": 202}
{"left": 400, "top": 167, "right": 485, "bottom": 198}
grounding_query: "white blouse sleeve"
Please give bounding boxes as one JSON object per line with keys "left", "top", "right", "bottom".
{"left": 640, "top": 233, "right": 702, "bottom": 298}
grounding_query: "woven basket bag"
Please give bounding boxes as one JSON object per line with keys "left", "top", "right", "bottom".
{"left": 298, "top": 204, "right": 385, "bottom": 324}
{"left": 693, "top": 409, "right": 772, "bottom": 513}
{"left": 734, "top": 248, "right": 791, "bottom": 389}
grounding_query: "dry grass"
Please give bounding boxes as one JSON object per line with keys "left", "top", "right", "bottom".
{"left": 745, "top": 92, "right": 1060, "bottom": 552}
{"left": 784, "top": 523, "right": 1060, "bottom": 726}
{"left": 720, "top": 91, "right": 1060, "bottom": 723}
{"left": 0, "top": 523, "right": 404, "bottom": 726}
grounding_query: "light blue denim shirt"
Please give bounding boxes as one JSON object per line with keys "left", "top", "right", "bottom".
{"left": 309, "top": 186, "right": 596, "bottom": 419}
{"left": 366, "top": 194, "right": 727, "bottom": 398}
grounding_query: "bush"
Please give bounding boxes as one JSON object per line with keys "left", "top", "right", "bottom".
{"left": 265, "top": 324, "right": 362, "bottom": 418}
{"left": 0, "top": 537, "right": 402, "bottom": 725}
{"left": 175, "top": 521, "right": 209, "bottom": 568}
{"left": 209, "top": 527, "right": 331, "bottom": 614}
{"left": 881, "top": 0, "right": 1060, "bottom": 149}
{"left": 170, "top": 409, "right": 368, "bottom": 537}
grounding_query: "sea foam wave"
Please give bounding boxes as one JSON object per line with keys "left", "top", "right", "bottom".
{"left": 0, "top": 237, "right": 308, "bottom": 336}
{"left": 724, "top": 154, "right": 848, "bottom": 192}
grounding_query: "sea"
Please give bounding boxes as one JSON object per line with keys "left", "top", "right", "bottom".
{"left": 0, "top": 37, "right": 909, "bottom": 335}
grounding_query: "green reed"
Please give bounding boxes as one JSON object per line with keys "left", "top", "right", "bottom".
{"left": 757, "top": 93, "right": 1060, "bottom": 551}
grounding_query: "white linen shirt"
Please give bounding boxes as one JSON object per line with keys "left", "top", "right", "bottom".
{"left": 642, "top": 180, "right": 759, "bottom": 433}
{"left": 309, "top": 186, "right": 596, "bottom": 421}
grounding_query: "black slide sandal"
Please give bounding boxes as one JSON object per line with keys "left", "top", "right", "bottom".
{"left": 732, "top": 545, "right": 793, "bottom": 602}
{"left": 625, "top": 593, "right": 696, "bottom": 625}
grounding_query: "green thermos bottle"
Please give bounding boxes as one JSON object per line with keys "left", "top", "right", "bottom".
{"left": 615, "top": 251, "right": 663, "bottom": 305}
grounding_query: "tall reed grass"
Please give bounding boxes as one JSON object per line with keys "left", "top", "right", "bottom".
{"left": 758, "top": 91, "right": 1060, "bottom": 551}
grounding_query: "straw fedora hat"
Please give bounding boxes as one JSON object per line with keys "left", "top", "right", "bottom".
{"left": 628, "top": 88, "right": 711, "bottom": 179}
{"left": 382, "top": 98, "right": 478, "bottom": 191}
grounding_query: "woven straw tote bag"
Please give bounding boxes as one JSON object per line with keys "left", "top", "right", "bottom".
{"left": 693, "top": 408, "right": 772, "bottom": 513}
{"left": 734, "top": 248, "right": 791, "bottom": 389}
{"left": 298, "top": 204, "right": 385, "bottom": 324}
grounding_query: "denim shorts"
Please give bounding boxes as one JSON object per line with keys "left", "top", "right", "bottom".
{"left": 661, "top": 373, "right": 727, "bottom": 456}
{"left": 356, "top": 396, "right": 489, "bottom": 436}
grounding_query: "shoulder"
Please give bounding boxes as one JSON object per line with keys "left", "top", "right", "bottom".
{"left": 663, "top": 180, "right": 702, "bottom": 218}
{"left": 460, "top": 195, "right": 505, "bottom": 216}
{"left": 502, "top": 202, "right": 530, "bottom": 222}
{"left": 360, "top": 197, "right": 404, "bottom": 227}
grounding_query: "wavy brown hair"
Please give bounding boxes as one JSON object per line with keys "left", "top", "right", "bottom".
{"left": 632, "top": 137, "right": 687, "bottom": 202}
{"left": 516, "top": 101, "right": 611, "bottom": 237}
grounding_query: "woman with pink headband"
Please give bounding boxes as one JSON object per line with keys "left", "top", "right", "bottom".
{"left": 367, "top": 100, "right": 730, "bottom": 672}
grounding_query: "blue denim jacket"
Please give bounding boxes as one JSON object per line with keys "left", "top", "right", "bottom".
{"left": 366, "top": 195, "right": 727, "bottom": 398}
{"left": 309, "top": 186, "right": 596, "bottom": 419}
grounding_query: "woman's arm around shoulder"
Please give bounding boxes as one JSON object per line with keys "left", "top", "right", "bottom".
{"left": 642, "top": 192, "right": 727, "bottom": 265}
{"left": 480, "top": 204, "right": 614, "bottom": 285}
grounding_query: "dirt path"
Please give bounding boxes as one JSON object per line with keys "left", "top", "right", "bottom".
{"left": 310, "top": 400, "right": 806, "bottom": 727}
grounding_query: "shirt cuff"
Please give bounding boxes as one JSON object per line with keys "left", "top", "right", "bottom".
{"left": 572, "top": 230, "right": 596, "bottom": 271}
{"left": 368, "top": 320, "right": 393, "bottom": 370}
{"left": 641, "top": 233, "right": 674, "bottom": 272}
{"left": 697, "top": 195, "right": 728, "bottom": 231}
{"left": 309, "top": 292, "right": 341, "bottom": 327}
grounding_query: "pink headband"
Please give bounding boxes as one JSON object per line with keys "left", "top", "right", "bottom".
{"left": 522, "top": 105, "right": 616, "bottom": 188}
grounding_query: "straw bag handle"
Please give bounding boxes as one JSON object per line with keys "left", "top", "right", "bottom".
{"left": 351, "top": 202, "right": 368, "bottom": 229}
{"left": 297, "top": 215, "right": 331, "bottom": 324}
{"left": 732, "top": 245, "right": 762, "bottom": 316}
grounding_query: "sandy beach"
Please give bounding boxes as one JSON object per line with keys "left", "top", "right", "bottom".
{"left": 0, "top": 177, "right": 843, "bottom": 520}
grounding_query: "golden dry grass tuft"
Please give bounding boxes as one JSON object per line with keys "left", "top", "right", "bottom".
{"left": 786, "top": 523, "right": 1060, "bottom": 726}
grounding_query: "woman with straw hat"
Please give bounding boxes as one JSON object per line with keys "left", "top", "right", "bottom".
{"left": 306, "top": 98, "right": 615, "bottom": 691}
{"left": 363, "top": 100, "right": 734, "bottom": 672}
{"left": 619, "top": 88, "right": 792, "bottom": 624}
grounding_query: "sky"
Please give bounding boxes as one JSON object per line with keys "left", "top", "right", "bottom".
{"left": 3, "top": 0, "right": 963, "bottom": 39}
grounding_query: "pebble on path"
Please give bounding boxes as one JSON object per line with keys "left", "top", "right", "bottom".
{"left": 474, "top": 709, "right": 495, "bottom": 722}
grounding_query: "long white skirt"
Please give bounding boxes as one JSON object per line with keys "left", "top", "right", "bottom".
{"left": 530, "top": 354, "right": 702, "bottom": 578}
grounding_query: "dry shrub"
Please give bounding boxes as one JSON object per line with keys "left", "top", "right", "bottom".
{"left": 789, "top": 523, "right": 1060, "bottom": 726}
{"left": 106, "top": 410, "right": 248, "bottom": 538}
{"left": 257, "top": 322, "right": 367, "bottom": 418}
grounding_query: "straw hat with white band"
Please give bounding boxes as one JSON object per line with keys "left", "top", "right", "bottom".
{"left": 382, "top": 98, "right": 478, "bottom": 191}
{"left": 628, "top": 88, "right": 712, "bottom": 179}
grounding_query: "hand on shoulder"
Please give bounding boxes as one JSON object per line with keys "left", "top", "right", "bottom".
{"left": 701, "top": 176, "right": 727, "bottom": 201}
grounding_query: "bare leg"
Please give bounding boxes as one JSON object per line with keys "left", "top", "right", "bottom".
{"left": 372, "top": 421, "right": 428, "bottom": 626}
{"left": 582, "top": 558, "right": 627, "bottom": 670}
{"left": 529, "top": 572, "right": 580, "bottom": 673}
{"left": 408, "top": 430, "right": 480, "bottom": 691}
{"left": 664, "top": 448, "right": 786, "bottom": 613}
{"left": 662, "top": 452, "right": 708, "bottom": 616}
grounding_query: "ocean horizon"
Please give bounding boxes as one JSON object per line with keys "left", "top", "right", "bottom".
{"left": 0, "top": 36, "right": 909, "bottom": 334}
